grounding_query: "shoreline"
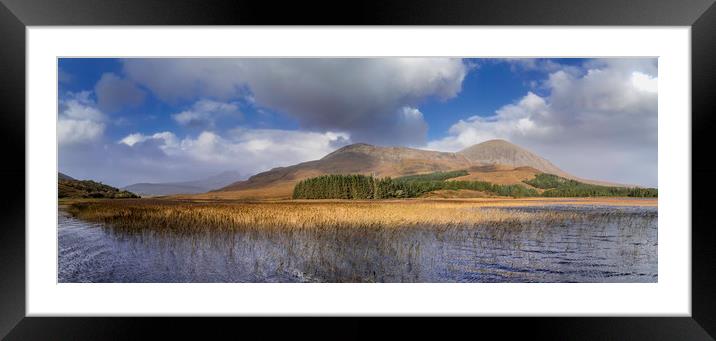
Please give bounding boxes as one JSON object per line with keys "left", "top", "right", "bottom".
{"left": 71, "top": 196, "right": 657, "bottom": 206}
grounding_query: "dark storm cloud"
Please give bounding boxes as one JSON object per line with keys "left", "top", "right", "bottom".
{"left": 94, "top": 72, "right": 146, "bottom": 112}
{"left": 121, "top": 58, "right": 469, "bottom": 146}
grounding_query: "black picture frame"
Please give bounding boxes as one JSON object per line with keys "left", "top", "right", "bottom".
{"left": 1, "top": 0, "right": 714, "bottom": 339}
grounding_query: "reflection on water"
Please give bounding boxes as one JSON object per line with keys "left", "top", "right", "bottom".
{"left": 58, "top": 205, "right": 657, "bottom": 283}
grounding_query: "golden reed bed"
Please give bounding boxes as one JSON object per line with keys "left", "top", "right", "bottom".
{"left": 65, "top": 197, "right": 656, "bottom": 231}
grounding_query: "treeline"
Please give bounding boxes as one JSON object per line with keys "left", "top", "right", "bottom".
{"left": 292, "top": 173, "right": 538, "bottom": 199}
{"left": 292, "top": 174, "right": 379, "bottom": 199}
{"left": 292, "top": 172, "right": 659, "bottom": 200}
{"left": 395, "top": 170, "right": 468, "bottom": 182}
{"left": 523, "top": 173, "right": 658, "bottom": 198}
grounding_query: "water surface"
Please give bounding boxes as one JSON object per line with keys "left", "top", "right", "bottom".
{"left": 58, "top": 205, "right": 657, "bottom": 283}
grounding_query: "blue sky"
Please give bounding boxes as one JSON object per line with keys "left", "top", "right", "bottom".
{"left": 58, "top": 58, "right": 657, "bottom": 187}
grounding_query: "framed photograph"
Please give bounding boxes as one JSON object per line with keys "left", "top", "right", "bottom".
{"left": 2, "top": 0, "right": 715, "bottom": 339}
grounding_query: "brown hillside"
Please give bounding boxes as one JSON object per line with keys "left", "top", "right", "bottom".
{"left": 457, "top": 139, "right": 570, "bottom": 178}
{"left": 188, "top": 140, "right": 623, "bottom": 200}
{"left": 215, "top": 143, "right": 474, "bottom": 198}
{"left": 451, "top": 165, "right": 542, "bottom": 186}
{"left": 457, "top": 140, "right": 627, "bottom": 187}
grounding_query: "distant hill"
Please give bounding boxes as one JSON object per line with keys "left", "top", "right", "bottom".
{"left": 58, "top": 173, "right": 139, "bottom": 199}
{"left": 58, "top": 172, "right": 75, "bottom": 180}
{"left": 122, "top": 171, "right": 241, "bottom": 196}
{"left": 181, "top": 140, "right": 617, "bottom": 200}
{"left": 456, "top": 139, "right": 624, "bottom": 186}
{"left": 457, "top": 139, "right": 570, "bottom": 178}
{"left": 121, "top": 183, "right": 206, "bottom": 196}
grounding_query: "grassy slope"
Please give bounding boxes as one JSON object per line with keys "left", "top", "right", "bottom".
{"left": 176, "top": 181, "right": 297, "bottom": 200}
{"left": 449, "top": 165, "right": 542, "bottom": 188}
{"left": 523, "top": 173, "right": 657, "bottom": 197}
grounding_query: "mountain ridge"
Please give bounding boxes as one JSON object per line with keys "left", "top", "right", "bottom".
{"left": 122, "top": 170, "right": 242, "bottom": 196}
{"left": 457, "top": 139, "right": 570, "bottom": 178}
{"left": 217, "top": 143, "right": 474, "bottom": 195}
{"left": 58, "top": 172, "right": 75, "bottom": 181}
{"left": 192, "top": 139, "right": 622, "bottom": 200}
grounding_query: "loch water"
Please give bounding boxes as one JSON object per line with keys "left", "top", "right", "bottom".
{"left": 58, "top": 205, "right": 657, "bottom": 283}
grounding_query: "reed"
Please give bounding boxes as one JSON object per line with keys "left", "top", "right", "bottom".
{"left": 63, "top": 199, "right": 657, "bottom": 282}
{"left": 66, "top": 199, "right": 650, "bottom": 233}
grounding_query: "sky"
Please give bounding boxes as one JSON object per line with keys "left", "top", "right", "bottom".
{"left": 58, "top": 58, "right": 657, "bottom": 187}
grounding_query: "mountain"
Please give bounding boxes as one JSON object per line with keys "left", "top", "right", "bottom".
{"left": 58, "top": 173, "right": 139, "bottom": 199}
{"left": 457, "top": 139, "right": 571, "bottom": 178}
{"left": 188, "top": 170, "right": 243, "bottom": 190}
{"left": 209, "top": 144, "right": 473, "bottom": 199}
{"left": 122, "top": 171, "right": 241, "bottom": 196}
{"left": 190, "top": 139, "right": 610, "bottom": 200}
{"left": 458, "top": 139, "right": 626, "bottom": 186}
{"left": 121, "top": 183, "right": 207, "bottom": 196}
{"left": 58, "top": 172, "right": 75, "bottom": 180}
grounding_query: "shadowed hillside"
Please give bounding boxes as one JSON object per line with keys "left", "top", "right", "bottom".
{"left": 58, "top": 172, "right": 75, "bottom": 181}
{"left": 59, "top": 173, "right": 139, "bottom": 199}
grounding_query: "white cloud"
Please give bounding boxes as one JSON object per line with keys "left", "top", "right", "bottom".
{"left": 122, "top": 58, "right": 468, "bottom": 145}
{"left": 101, "top": 128, "right": 351, "bottom": 186}
{"left": 172, "top": 99, "right": 241, "bottom": 128}
{"left": 175, "top": 129, "right": 351, "bottom": 172}
{"left": 223, "top": 128, "right": 351, "bottom": 168}
{"left": 119, "top": 131, "right": 179, "bottom": 154}
{"left": 631, "top": 71, "right": 657, "bottom": 93}
{"left": 427, "top": 59, "right": 658, "bottom": 186}
{"left": 61, "top": 91, "right": 104, "bottom": 120}
{"left": 58, "top": 119, "right": 105, "bottom": 145}
{"left": 118, "top": 133, "right": 145, "bottom": 146}
{"left": 58, "top": 91, "right": 106, "bottom": 145}
{"left": 426, "top": 92, "right": 554, "bottom": 152}
{"left": 94, "top": 73, "right": 145, "bottom": 112}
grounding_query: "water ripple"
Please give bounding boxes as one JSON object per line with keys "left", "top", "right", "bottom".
{"left": 58, "top": 205, "right": 657, "bottom": 283}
